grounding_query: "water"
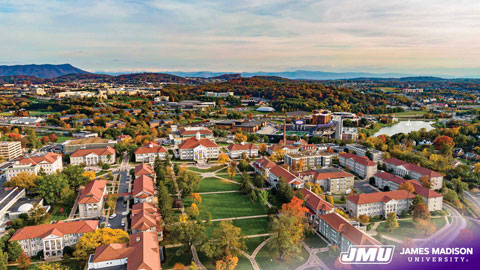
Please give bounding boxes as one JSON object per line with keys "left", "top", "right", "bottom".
{"left": 373, "top": 120, "right": 435, "bottom": 137}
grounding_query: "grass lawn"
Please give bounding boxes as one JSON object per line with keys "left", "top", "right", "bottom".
{"left": 199, "top": 192, "right": 268, "bottom": 219}
{"left": 205, "top": 217, "right": 270, "bottom": 237}
{"left": 217, "top": 173, "right": 242, "bottom": 182}
{"left": 304, "top": 231, "right": 328, "bottom": 249}
{"left": 245, "top": 236, "right": 269, "bottom": 255}
{"left": 376, "top": 217, "right": 446, "bottom": 239}
{"left": 189, "top": 165, "right": 224, "bottom": 173}
{"left": 393, "top": 110, "right": 428, "bottom": 117}
{"left": 48, "top": 203, "right": 72, "bottom": 222}
{"left": 56, "top": 136, "right": 73, "bottom": 143}
{"left": 162, "top": 247, "right": 194, "bottom": 269}
{"left": 237, "top": 255, "right": 254, "bottom": 270}
{"left": 216, "top": 168, "right": 228, "bottom": 174}
{"left": 7, "top": 258, "right": 84, "bottom": 270}
{"left": 256, "top": 244, "right": 309, "bottom": 270}
{"left": 196, "top": 177, "right": 239, "bottom": 193}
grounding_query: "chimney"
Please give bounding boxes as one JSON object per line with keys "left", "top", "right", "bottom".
{"left": 283, "top": 120, "right": 286, "bottom": 146}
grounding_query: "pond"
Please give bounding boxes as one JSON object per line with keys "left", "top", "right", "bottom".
{"left": 374, "top": 120, "right": 435, "bottom": 137}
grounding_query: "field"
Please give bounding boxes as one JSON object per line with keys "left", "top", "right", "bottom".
{"left": 274, "top": 130, "right": 309, "bottom": 136}
{"left": 196, "top": 177, "right": 239, "bottom": 193}
{"left": 198, "top": 192, "right": 268, "bottom": 219}
{"left": 256, "top": 244, "right": 309, "bottom": 270}
{"left": 205, "top": 216, "right": 270, "bottom": 237}
{"left": 376, "top": 217, "right": 446, "bottom": 239}
{"left": 188, "top": 165, "right": 224, "bottom": 173}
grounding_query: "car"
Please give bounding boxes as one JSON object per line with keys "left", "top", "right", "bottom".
{"left": 121, "top": 221, "right": 125, "bottom": 227}
{"left": 107, "top": 223, "right": 112, "bottom": 228}
{"left": 109, "top": 214, "right": 117, "bottom": 219}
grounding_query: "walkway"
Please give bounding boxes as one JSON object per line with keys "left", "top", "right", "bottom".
{"left": 210, "top": 214, "right": 268, "bottom": 222}
{"left": 295, "top": 241, "right": 331, "bottom": 270}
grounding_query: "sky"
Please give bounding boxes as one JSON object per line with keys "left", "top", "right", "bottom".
{"left": 1, "top": 0, "right": 480, "bottom": 76}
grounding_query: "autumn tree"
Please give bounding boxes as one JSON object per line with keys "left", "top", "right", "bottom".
{"left": 48, "top": 133, "right": 58, "bottom": 142}
{"left": 173, "top": 263, "right": 187, "bottom": 270}
{"left": 415, "top": 219, "right": 436, "bottom": 236}
{"left": 433, "top": 135, "right": 454, "bottom": 152}
{"left": 3, "top": 172, "right": 37, "bottom": 191}
{"left": 73, "top": 228, "right": 129, "bottom": 261}
{"left": 386, "top": 212, "right": 399, "bottom": 231}
{"left": 215, "top": 255, "right": 238, "bottom": 270}
{"left": 419, "top": 175, "right": 431, "bottom": 189}
{"left": 398, "top": 181, "right": 415, "bottom": 208}
{"left": 413, "top": 203, "right": 430, "bottom": 221}
{"left": 17, "top": 253, "right": 30, "bottom": 270}
{"left": 258, "top": 144, "right": 267, "bottom": 154}
{"left": 82, "top": 171, "right": 96, "bottom": 181}
{"left": 325, "top": 195, "right": 334, "bottom": 205}
{"left": 187, "top": 203, "right": 200, "bottom": 219}
{"left": 192, "top": 193, "right": 202, "bottom": 205}
{"left": 269, "top": 201, "right": 307, "bottom": 261}
{"left": 304, "top": 182, "right": 322, "bottom": 196}
{"left": 37, "top": 263, "right": 67, "bottom": 270}
{"left": 234, "top": 133, "right": 247, "bottom": 144}
{"left": 358, "top": 214, "right": 370, "bottom": 225}
{"left": 217, "top": 153, "right": 230, "bottom": 166}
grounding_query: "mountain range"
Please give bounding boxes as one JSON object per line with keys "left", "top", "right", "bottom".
{"left": 1, "top": 64, "right": 479, "bottom": 81}
{"left": 0, "top": 64, "right": 89, "bottom": 78}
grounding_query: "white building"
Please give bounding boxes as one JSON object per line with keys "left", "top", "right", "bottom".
{"left": 134, "top": 142, "right": 167, "bottom": 164}
{"left": 346, "top": 190, "right": 415, "bottom": 218}
{"left": 346, "top": 144, "right": 384, "bottom": 162}
{"left": 6, "top": 152, "right": 63, "bottom": 181}
{"left": 9, "top": 220, "right": 98, "bottom": 258}
{"left": 177, "top": 132, "right": 220, "bottom": 161}
{"left": 339, "top": 153, "right": 377, "bottom": 179}
{"left": 383, "top": 158, "right": 443, "bottom": 190}
{"left": 78, "top": 180, "right": 107, "bottom": 218}
{"left": 70, "top": 147, "right": 116, "bottom": 166}
{"left": 226, "top": 143, "right": 258, "bottom": 158}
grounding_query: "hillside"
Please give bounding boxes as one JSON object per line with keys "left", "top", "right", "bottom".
{"left": 0, "top": 64, "right": 89, "bottom": 78}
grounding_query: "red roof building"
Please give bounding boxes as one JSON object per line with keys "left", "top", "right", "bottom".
{"left": 70, "top": 146, "right": 116, "bottom": 166}
{"left": 133, "top": 175, "right": 154, "bottom": 204}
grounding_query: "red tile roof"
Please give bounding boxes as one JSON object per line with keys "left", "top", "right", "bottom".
{"left": 134, "top": 144, "right": 167, "bottom": 155}
{"left": 131, "top": 202, "right": 162, "bottom": 232}
{"left": 375, "top": 172, "right": 442, "bottom": 199}
{"left": 227, "top": 143, "right": 258, "bottom": 151}
{"left": 10, "top": 220, "right": 98, "bottom": 241}
{"left": 92, "top": 232, "right": 161, "bottom": 270}
{"left": 374, "top": 171, "right": 406, "bottom": 185}
{"left": 18, "top": 152, "right": 61, "bottom": 165}
{"left": 384, "top": 158, "right": 443, "bottom": 178}
{"left": 254, "top": 157, "right": 276, "bottom": 169}
{"left": 133, "top": 175, "right": 154, "bottom": 198}
{"left": 78, "top": 180, "right": 107, "bottom": 204}
{"left": 300, "top": 188, "right": 334, "bottom": 212}
{"left": 319, "top": 213, "right": 381, "bottom": 246}
{"left": 347, "top": 190, "right": 415, "bottom": 205}
{"left": 70, "top": 146, "right": 115, "bottom": 157}
{"left": 135, "top": 163, "right": 154, "bottom": 177}
{"left": 339, "top": 153, "right": 376, "bottom": 166}
{"left": 178, "top": 137, "right": 218, "bottom": 149}
{"left": 270, "top": 165, "right": 297, "bottom": 182}
{"left": 179, "top": 127, "right": 212, "bottom": 136}
{"left": 312, "top": 170, "right": 354, "bottom": 181}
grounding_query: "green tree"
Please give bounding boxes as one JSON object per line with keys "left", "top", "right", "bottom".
{"left": 62, "top": 165, "right": 89, "bottom": 191}
{"left": 35, "top": 173, "right": 69, "bottom": 204}
{"left": 202, "top": 220, "right": 245, "bottom": 260}
{"left": 0, "top": 250, "right": 7, "bottom": 270}
{"left": 277, "top": 177, "right": 294, "bottom": 204}
{"left": 157, "top": 182, "right": 173, "bottom": 218}
{"left": 169, "top": 215, "right": 206, "bottom": 255}
{"left": 7, "top": 241, "right": 23, "bottom": 262}
{"left": 26, "top": 204, "right": 50, "bottom": 225}
{"left": 269, "top": 211, "right": 306, "bottom": 261}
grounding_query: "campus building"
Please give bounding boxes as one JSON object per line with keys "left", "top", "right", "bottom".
{"left": 346, "top": 190, "right": 415, "bottom": 218}
{"left": 298, "top": 168, "right": 354, "bottom": 194}
{"left": 70, "top": 147, "right": 116, "bottom": 166}
{"left": 78, "top": 180, "right": 107, "bottom": 218}
{"left": 339, "top": 153, "right": 377, "bottom": 179}
{"left": 6, "top": 152, "right": 63, "bottom": 181}
{"left": 383, "top": 158, "right": 443, "bottom": 190}
{"left": 177, "top": 132, "right": 220, "bottom": 161}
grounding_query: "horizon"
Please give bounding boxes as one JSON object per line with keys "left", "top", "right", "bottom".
{"left": 1, "top": 1, "right": 480, "bottom": 76}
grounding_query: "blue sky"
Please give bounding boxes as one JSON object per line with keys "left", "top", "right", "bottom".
{"left": 1, "top": 0, "right": 480, "bottom": 76}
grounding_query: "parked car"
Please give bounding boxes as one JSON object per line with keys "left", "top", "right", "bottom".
{"left": 110, "top": 213, "right": 117, "bottom": 219}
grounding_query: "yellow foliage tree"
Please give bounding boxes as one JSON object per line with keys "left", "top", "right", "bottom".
{"left": 191, "top": 193, "right": 202, "bottom": 205}
{"left": 3, "top": 172, "right": 37, "bottom": 191}
{"left": 234, "top": 133, "right": 247, "bottom": 144}
{"left": 325, "top": 195, "right": 334, "bottom": 205}
{"left": 304, "top": 182, "right": 322, "bottom": 195}
{"left": 82, "top": 171, "right": 96, "bottom": 181}
{"left": 217, "top": 152, "right": 230, "bottom": 166}
{"left": 173, "top": 263, "right": 187, "bottom": 270}
{"left": 188, "top": 203, "right": 200, "bottom": 218}
{"left": 215, "top": 255, "right": 238, "bottom": 270}
{"left": 73, "top": 228, "right": 129, "bottom": 261}
{"left": 37, "top": 263, "right": 67, "bottom": 270}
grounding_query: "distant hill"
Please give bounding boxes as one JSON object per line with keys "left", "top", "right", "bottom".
{"left": 0, "top": 64, "right": 89, "bottom": 79}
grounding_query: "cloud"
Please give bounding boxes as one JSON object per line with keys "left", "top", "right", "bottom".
{"left": 0, "top": 0, "right": 479, "bottom": 75}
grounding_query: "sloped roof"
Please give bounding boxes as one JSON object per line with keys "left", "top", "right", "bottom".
{"left": 78, "top": 180, "right": 107, "bottom": 204}
{"left": 347, "top": 190, "right": 415, "bottom": 205}
{"left": 179, "top": 127, "right": 212, "bottom": 136}
{"left": 133, "top": 175, "right": 154, "bottom": 198}
{"left": 300, "top": 188, "right": 334, "bottom": 212}
{"left": 374, "top": 171, "right": 406, "bottom": 185}
{"left": 10, "top": 220, "right": 98, "bottom": 241}
{"left": 178, "top": 137, "right": 218, "bottom": 149}
{"left": 134, "top": 163, "right": 154, "bottom": 177}
{"left": 70, "top": 146, "right": 115, "bottom": 157}
{"left": 253, "top": 157, "right": 276, "bottom": 170}
{"left": 18, "top": 152, "right": 61, "bottom": 165}
{"left": 131, "top": 202, "right": 161, "bottom": 232}
{"left": 339, "top": 153, "right": 376, "bottom": 166}
{"left": 270, "top": 165, "right": 297, "bottom": 182}
{"left": 134, "top": 144, "right": 167, "bottom": 155}
{"left": 312, "top": 170, "right": 354, "bottom": 181}
{"left": 319, "top": 213, "right": 381, "bottom": 246}
{"left": 384, "top": 158, "right": 443, "bottom": 178}
{"left": 227, "top": 143, "right": 258, "bottom": 151}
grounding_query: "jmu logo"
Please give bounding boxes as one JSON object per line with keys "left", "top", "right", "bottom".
{"left": 339, "top": 245, "right": 395, "bottom": 264}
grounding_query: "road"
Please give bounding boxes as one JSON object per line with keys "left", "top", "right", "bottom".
{"left": 417, "top": 204, "right": 466, "bottom": 248}
{"left": 108, "top": 153, "right": 131, "bottom": 229}
{"left": 464, "top": 191, "right": 480, "bottom": 211}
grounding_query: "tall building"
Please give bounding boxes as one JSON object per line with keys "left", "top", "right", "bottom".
{"left": 346, "top": 190, "right": 415, "bottom": 217}
{"left": 339, "top": 153, "right": 377, "bottom": 179}
{"left": 0, "top": 141, "right": 22, "bottom": 161}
